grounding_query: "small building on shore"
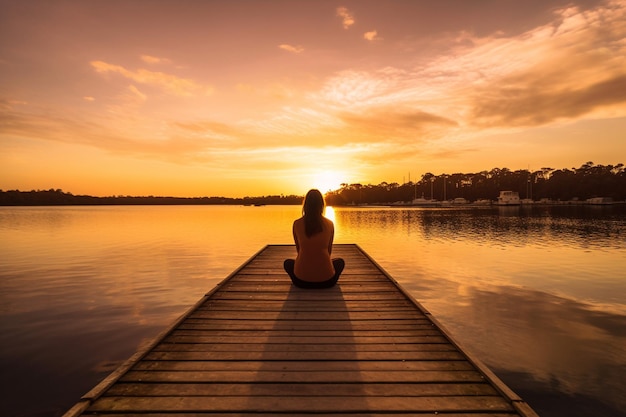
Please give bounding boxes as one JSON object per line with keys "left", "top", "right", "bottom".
{"left": 496, "top": 191, "right": 520, "bottom": 206}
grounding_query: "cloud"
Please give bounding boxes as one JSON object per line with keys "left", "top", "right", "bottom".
{"left": 96, "top": 84, "right": 148, "bottom": 115}
{"left": 471, "top": 75, "right": 626, "bottom": 127}
{"left": 239, "top": 1, "right": 626, "bottom": 155}
{"left": 363, "top": 30, "right": 380, "bottom": 41}
{"left": 293, "top": 1, "right": 622, "bottom": 155}
{"left": 315, "top": 67, "right": 436, "bottom": 112}
{"left": 315, "top": 0, "right": 626, "bottom": 135}
{"left": 0, "top": 103, "right": 235, "bottom": 164}
{"left": 125, "top": 85, "right": 147, "bottom": 103}
{"left": 342, "top": 108, "right": 457, "bottom": 130}
{"left": 140, "top": 55, "right": 173, "bottom": 65}
{"left": 278, "top": 44, "right": 304, "bottom": 54}
{"left": 83, "top": 96, "right": 95, "bottom": 102}
{"left": 449, "top": 1, "right": 626, "bottom": 128}
{"left": 337, "top": 7, "right": 355, "bottom": 29}
{"left": 90, "top": 60, "right": 212, "bottom": 96}
{"left": 241, "top": 107, "right": 343, "bottom": 142}
{"left": 338, "top": 107, "right": 458, "bottom": 143}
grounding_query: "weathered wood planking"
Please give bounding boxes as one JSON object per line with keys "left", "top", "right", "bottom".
{"left": 64, "top": 244, "right": 539, "bottom": 417}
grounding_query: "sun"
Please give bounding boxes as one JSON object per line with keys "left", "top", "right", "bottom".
{"left": 311, "top": 170, "right": 346, "bottom": 193}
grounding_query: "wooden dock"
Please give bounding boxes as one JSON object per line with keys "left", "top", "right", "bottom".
{"left": 64, "top": 244, "right": 538, "bottom": 416}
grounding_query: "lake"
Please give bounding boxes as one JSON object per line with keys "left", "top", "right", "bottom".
{"left": 0, "top": 204, "right": 625, "bottom": 417}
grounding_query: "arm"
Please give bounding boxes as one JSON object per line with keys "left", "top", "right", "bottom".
{"left": 292, "top": 221, "right": 300, "bottom": 253}
{"left": 327, "top": 221, "right": 334, "bottom": 255}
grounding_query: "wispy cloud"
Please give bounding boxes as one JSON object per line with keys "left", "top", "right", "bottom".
{"left": 339, "top": 108, "right": 457, "bottom": 135}
{"left": 140, "top": 55, "right": 171, "bottom": 65}
{"left": 337, "top": 7, "right": 355, "bottom": 29}
{"left": 90, "top": 60, "right": 212, "bottom": 97}
{"left": 48, "top": 1, "right": 626, "bottom": 165}
{"left": 241, "top": 107, "right": 342, "bottom": 143}
{"left": 316, "top": 0, "right": 626, "bottom": 136}
{"left": 315, "top": 68, "right": 410, "bottom": 109}
{"left": 278, "top": 44, "right": 304, "bottom": 54}
{"left": 460, "top": 2, "right": 626, "bottom": 127}
{"left": 363, "top": 30, "right": 380, "bottom": 41}
{"left": 0, "top": 103, "right": 236, "bottom": 164}
{"left": 124, "top": 85, "right": 147, "bottom": 104}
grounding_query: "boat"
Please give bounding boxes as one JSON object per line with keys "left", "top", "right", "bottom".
{"left": 586, "top": 197, "right": 614, "bottom": 205}
{"left": 473, "top": 199, "right": 492, "bottom": 206}
{"left": 409, "top": 197, "right": 439, "bottom": 207}
{"left": 496, "top": 191, "right": 520, "bottom": 206}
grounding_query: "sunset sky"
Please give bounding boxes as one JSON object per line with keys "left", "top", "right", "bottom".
{"left": 1, "top": 0, "right": 625, "bottom": 197}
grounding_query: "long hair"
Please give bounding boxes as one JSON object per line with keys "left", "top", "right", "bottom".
{"left": 302, "top": 189, "right": 325, "bottom": 237}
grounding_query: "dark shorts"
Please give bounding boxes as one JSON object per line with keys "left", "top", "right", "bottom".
{"left": 283, "top": 258, "right": 345, "bottom": 289}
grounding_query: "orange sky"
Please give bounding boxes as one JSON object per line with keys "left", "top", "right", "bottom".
{"left": 1, "top": 0, "right": 625, "bottom": 197}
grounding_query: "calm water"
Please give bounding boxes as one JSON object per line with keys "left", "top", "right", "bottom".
{"left": 1, "top": 205, "right": 625, "bottom": 417}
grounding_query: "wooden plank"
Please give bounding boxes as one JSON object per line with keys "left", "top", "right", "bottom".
{"left": 152, "top": 342, "right": 457, "bottom": 352}
{"left": 212, "top": 292, "right": 409, "bottom": 301}
{"left": 177, "top": 320, "right": 432, "bottom": 330}
{"left": 62, "top": 243, "right": 537, "bottom": 417}
{"left": 89, "top": 396, "right": 514, "bottom": 413}
{"left": 132, "top": 360, "right": 474, "bottom": 372}
{"left": 118, "top": 370, "right": 486, "bottom": 383}
{"left": 197, "top": 303, "right": 418, "bottom": 312}
{"left": 163, "top": 335, "right": 450, "bottom": 344}
{"left": 188, "top": 310, "right": 426, "bottom": 320}
{"left": 144, "top": 350, "right": 465, "bottom": 361}
{"left": 105, "top": 382, "right": 499, "bottom": 397}
{"left": 169, "top": 329, "right": 443, "bottom": 337}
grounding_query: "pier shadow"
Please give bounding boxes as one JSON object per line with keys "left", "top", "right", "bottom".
{"left": 244, "top": 281, "right": 372, "bottom": 415}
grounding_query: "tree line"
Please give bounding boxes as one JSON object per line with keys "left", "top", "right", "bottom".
{"left": 0, "top": 189, "right": 303, "bottom": 206}
{"left": 325, "top": 162, "right": 625, "bottom": 206}
{"left": 2, "top": 162, "right": 624, "bottom": 206}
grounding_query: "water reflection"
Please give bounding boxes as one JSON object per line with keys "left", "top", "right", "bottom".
{"left": 442, "top": 285, "right": 625, "bottom": 413}
{"left": 0, "top": 205, "right": 302, "bottom": 417}
{"left": 334, "top": 206, "right": 625, "bottom": 251}
{"left": 0, "top": 205, "right": 624, "bottom": 417}
{"left": 325, "top": 205, "right": 335, "bottom": 223}
{"left": 333, "top": 205, "right": 626, "bottom": 416}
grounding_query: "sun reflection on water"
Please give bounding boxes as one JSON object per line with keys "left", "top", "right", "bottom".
{"left": 325, "top": 205, "right": 336, "bottom": 223}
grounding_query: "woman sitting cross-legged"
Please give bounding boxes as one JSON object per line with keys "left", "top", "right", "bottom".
{"left": 283, "top": 189, "right": 345, "bottom": 289}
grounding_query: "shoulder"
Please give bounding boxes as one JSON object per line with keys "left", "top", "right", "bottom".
{"left": 293, "top": 217, "right": 304, "bottom": 229}
{"left": 322, "top": 217, "right": 334, "bottom": 229}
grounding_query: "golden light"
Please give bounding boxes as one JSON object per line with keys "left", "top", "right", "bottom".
{"left": 324, "top": 205, "right": 336, "bottom": 223}
{"left": 311, "top": 170, "right": 346, "bottom": 194}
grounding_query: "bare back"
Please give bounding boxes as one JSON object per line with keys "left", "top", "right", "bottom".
{"left": 292, "top": 216, "right": 335, "bottom": 282}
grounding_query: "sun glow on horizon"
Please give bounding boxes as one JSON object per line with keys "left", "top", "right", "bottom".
{"left": 310, "top": 170, "right": 347, "bottom": 194}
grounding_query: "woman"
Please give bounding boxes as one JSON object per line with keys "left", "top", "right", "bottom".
{"left": 283, "top": 189, "right": 345, "bottom": 289}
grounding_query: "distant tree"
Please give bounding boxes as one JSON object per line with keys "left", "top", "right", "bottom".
{"left": 3, "top": 162, "right": 625, "bottom": 206}
{"left": 324, "top": 162, "right": 626, "bottom": 205}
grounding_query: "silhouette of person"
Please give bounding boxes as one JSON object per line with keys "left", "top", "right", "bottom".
{"left": 284, "top": 189, "right": 345, "bottom": 289}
